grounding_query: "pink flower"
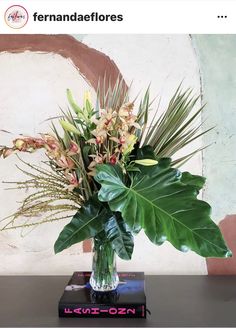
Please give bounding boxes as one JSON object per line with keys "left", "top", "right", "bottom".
{"left": 67, "top": 141, "right": 80, "bottom": 155}
{"left": 43, "top": 135, "right": 60, "bottom": 152}
{"left": 65, "top": 171, "right": 82, "bottom": 191}
{"left": 56, "top": 155, "right": 75, "bottom": 169}
{"left": 119, "top": 136, "right": 126, "bottom": 144}
{"left": 13, "top": 137, "right": 45, "bottom": 152}
{"left": 88, "top": 154, "right": 104, "bottom": 167}
{"left": 109, "top": 154, "right": 117, "bottom": 165}
{"left": 66, "top": 171, "right": 78, "bottom": 185}
{"left": 95, "top": 136, "right": 104, "bottom": 144}
{"left": 119, "top": 103, "right": 134, "bottom": 117}
{"left": 88, "top": 154, "right": 105, "bottom": 175}
{"left": 33, "top": 138, "right": 45, "bottom": 148}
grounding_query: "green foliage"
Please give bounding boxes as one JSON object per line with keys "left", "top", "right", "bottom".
{"left": 97, "top": 76, "right": 128, "bottom": 111}
{"left": 141, "top": 86, "right": 212, "bottom": 166}
{"left": 95, "top": 163, "right": 231, "bottom": 258}
{"left": 1, "top": 77, "right": 230, "bottom": 262}
{"left": 54, "top": 195, "right": 134, "bottom": 259}
{"left": 97, "top": 78, "right": 211, "bottom": 166}
{"left": 104, "top": 213, "right": 134, "bottom": 260}
{"left": 54, "top": 195, "right": 108, "bottom": 254}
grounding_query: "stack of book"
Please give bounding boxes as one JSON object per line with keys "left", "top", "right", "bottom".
{"left": 59, "top": 271, "right": 146, "bottom": 318}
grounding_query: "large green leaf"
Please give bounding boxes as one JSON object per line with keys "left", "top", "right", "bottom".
{"left": 180, "top": 171, "right": 206, "bottom": 190}
{"left": 54, "top": 195, "right": 110, "bottom": 254}
{"left": 135, "top": 145, "right": 157, "bottom": 160}
{"left": 104, "top": 214, "right": 134, "bottom": 260}
{"left": 95, "top": 164, "right": 231, "bottom": 258}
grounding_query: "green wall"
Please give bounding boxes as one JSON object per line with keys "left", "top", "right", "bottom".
{"left": 192, "top": 35, "right": 236, "bottom": 221}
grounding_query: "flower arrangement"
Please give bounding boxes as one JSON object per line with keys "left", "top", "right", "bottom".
{"left": 0, "top": 79, "right": 231, "bottom": 291}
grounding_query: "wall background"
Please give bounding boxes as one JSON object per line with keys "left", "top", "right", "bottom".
{"left": 193, "top": 35, "right": 236, "bottom": 220}
{"left": 0, "top": 34, "right": 235, "bottom": 275}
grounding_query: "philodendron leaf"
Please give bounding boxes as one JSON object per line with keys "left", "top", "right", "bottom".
{"left": 54, "top": 195, "right": 110, "bottom": 254}
{"left": 95, "top": 164, "right": 232, "bottom": 258}
{"left": 181, "top": 172, "right": 206, "bottom": 191}
{"left": 136, "top": 145, "right": 157, "bottom": 160}
{"left": 104, "top": 214, "right": 134, "bottom": 260}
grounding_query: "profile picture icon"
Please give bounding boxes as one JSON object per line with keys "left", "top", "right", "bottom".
{"left": 4, "top": 5, "right": 29, "bottom": 29}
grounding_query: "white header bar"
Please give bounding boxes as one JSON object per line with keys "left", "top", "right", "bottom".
{"left": 0, "top": 0, "right": 235, "bottom": 34}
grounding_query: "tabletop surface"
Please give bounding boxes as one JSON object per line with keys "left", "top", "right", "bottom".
{"left": 0, "top": 275, "right": 235, "bottom": 327}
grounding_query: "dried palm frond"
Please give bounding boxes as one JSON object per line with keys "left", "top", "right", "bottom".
{"left": 141, "top": 85, "right": 211, "bottom": 165}
{"left": 94, "top": 77, "right": 210, "bottom": 166}
{"left": 97, "top": 75, "right": 129, "bottom": 111}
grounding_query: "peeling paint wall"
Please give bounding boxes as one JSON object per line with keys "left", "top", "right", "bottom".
{"left": 192, "top": 35, "right": 236, "bottom": 222}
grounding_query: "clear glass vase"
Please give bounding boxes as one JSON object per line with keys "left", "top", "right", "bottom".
{"left": 89, "top": 235, "right": 119, "bottom": 292}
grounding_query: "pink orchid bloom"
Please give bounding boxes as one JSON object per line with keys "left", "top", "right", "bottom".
{"left": 43, "top": 134, "right": 61, "bottom": 152}
{"left": 66, "top": 171, "right": 78, "bottom": 185}
{"left": 67, "top": 141, "right": 80, "bottom": 155}
{"left": 65, "top": 172, "right": 82, "bottom": 191}
{"left": 56, "top": 155, "right": 75, "bottom": 169}
{"left": 109, "top": 154, "right": 117, "bottom": 165}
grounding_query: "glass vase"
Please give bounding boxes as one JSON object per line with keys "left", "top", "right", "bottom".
{"left": 89, "top": 235, "right": 119, "bottom": 292}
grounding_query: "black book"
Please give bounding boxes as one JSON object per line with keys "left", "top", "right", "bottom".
{"left": 58, "top": 272, "right": 146, "bottom": 318}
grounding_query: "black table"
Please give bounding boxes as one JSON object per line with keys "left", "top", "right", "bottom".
{"left": 0, "top": 275, "right": 235, "bottom": 327}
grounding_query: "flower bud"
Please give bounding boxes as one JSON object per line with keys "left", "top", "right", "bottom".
{"left": 14, "top": 139, "right": 26, "bottom": 151}
{"left": 60, "top": 120, "right": 80, "bottom": 135}
{"left": 2, "top": 148, "right": 14, "bottom": 158}
{"left": 134, "top": 159, "right": 158, "bottom": 166}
